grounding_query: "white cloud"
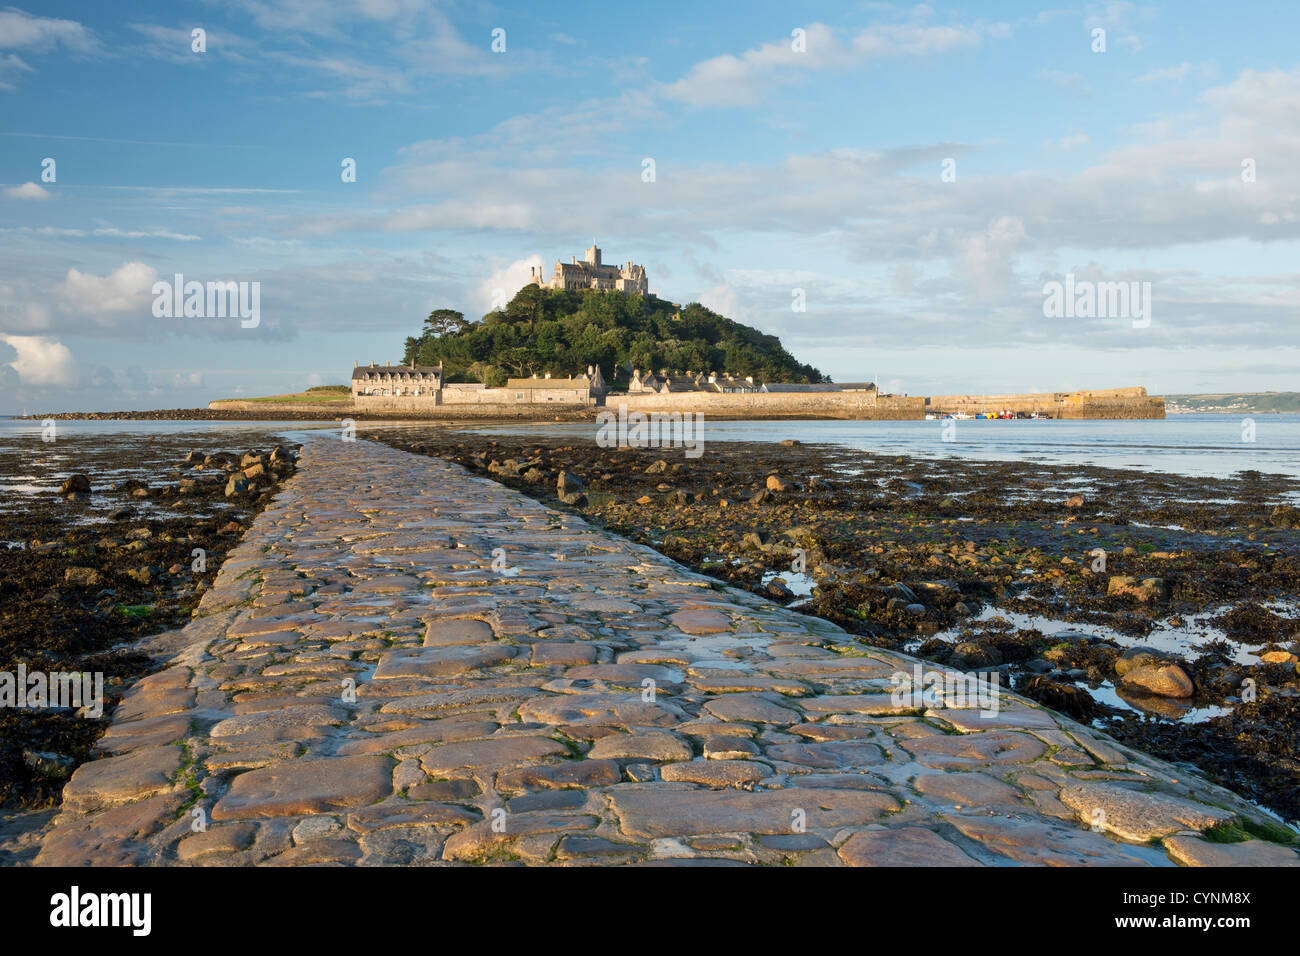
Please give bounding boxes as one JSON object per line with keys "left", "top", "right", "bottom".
{"left": 0, "top": 8, "right": 98, "bottom": 53}
{"left": 661, "top": 18, "right": 1007, "bottom": 108}
{"left": 3, "top": 181, "right": 51, "bottom": 200}
{"left": 0, "top": 333, "right": 77, "bottom": 386}
{"left": 57, "top": 261, "right": 159, "bottom": 316}
{"left": 476, "top": 255, "right": 543, "bottom": 313}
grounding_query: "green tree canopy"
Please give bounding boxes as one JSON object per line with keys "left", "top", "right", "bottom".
{"left": 402, "top": 288, "right": 825, "bottom": 387}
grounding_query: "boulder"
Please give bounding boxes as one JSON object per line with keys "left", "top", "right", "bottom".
{"left": 766, "top": 474, "right": 795, "bottom": 492}
{"left": 1120, "top": 663, "right": 1194, "bottom": 698}
{"left": 224, "top": 476, "right": 250, "bottom": 497}
{"left": 64, "top": 567, "right": 101, "bottom": 587}
{"left": 645, "top": 460, "right": 669, "bottom": 475}
{"left": 1114, "top": 647, "right": 1172, "bottom": 676}
{"left": 556, "top": 470, "right": 583, "bottom": 495}
{"left": 1107, "top": 575, "right": 1168, "bottom": 602}
{"left": 59, "top": 474, "right": 91, "bottom": 497}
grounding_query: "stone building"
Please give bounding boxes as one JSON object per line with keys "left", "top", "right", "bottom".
{"left": 628, "top": 369, "right": 709, "bottom": 393}
{"left": 707, "top": 373, "right": 759, "bottom": 394}
{"left": 529, "top": 245, "right": 648, "bottom": 295}
{"left": 351, "top": 360, "right": 443, "bottom": 397}
{"left": 505, "top": 366, "right": 605, "bottom": 404}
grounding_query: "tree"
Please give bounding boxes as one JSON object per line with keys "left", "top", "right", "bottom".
{"left": 398, "top": 288, "right": 825, "bottom": 386}
{"left": 423, "top": 309, "right": 469, "bottom": 339}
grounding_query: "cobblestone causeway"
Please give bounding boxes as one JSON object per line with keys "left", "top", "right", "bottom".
{"left": 34, "top": 438, "right": 1300, "bottom": 866}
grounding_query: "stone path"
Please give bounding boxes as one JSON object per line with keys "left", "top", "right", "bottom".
{"left": 34, "top": 439, "right": 1299, "bottom": 866}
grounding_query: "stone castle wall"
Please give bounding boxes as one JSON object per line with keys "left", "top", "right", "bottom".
{"left": 614, "top": 391, "right": 927, "bottom": 420}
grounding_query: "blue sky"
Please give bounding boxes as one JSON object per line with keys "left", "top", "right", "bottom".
{"left": 1, "top": 0, "right": 1297, "bottom": 413}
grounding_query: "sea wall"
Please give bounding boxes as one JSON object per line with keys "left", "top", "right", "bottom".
{"left": 210, "top": 387, "right": 1162, "bottom": 421}
{"left": 926, "top": 388, "right": 1164, "bottom": 420}
{"left": 614, "top": 391, "right": 927, "bottom": 420}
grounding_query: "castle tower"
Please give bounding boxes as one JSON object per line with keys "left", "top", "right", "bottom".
{"left": 584, "top": 244, "right": 601, "bottom": 267}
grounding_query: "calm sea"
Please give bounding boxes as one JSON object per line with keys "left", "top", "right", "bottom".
{"left": 471, "top": 414, "right": 1300, "bottom": 480}
{"left": 1, "top": 414, "right": 1297, "bottom": 481}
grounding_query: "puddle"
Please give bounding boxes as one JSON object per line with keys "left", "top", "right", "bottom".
{"left": 905, "top": 601, "right": 1297, "bottom": 724}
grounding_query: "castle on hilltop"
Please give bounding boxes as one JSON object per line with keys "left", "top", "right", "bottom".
{"left": 529, "top": 244, "right": 648, "bottom": 296}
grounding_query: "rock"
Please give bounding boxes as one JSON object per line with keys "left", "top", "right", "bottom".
{"left": 225, "top": 476, "right": 250, "bottom": 497}
{"left": 1113, "top": 647, "right": 1173, "bottom": 676}
{"left": 23, "top": 750, "right": 75, "bottom": 779}
{"left": 1064, "top": 495, "right": 1085, "bottom": 508}
{"left": 660, "top": 759, "right": 771, "bottom": 787}
{"left": 1107, "top": 575, "right": 1168, "bottom": 602}
{"left": 645, "top": 460, "right": 669, "bottom": 475}
{"left": 750, "top": 489, "right": 773, "bottom": 505}
{"left": 740, "top": 531, "right": 769, "bottom": 551}
{"left": 1164, "top": 834, "right": 1300, "bottom": 866}
{"left": 243, "top": 463, "right": 266, "bottom": 480}
{"left": 949, "top": 641, "right": 1002, "bottom": 669}
{"left": 212, "top": 755, "right": 394, "bottom": 819}
{"left": 589, "top": 733, "right": 693, "bottom": 762}
{"left": 523, "top": 467, "right": 545, "bottom": 482}
{"left": 1261, "top": 650, "right": 1298, "bottom": 664}
{"left": 1268, "top": 505, "right": 1300, "bottom": 529}
{"left": 666, "top": 490, "right": 689, "bottom": 506}
{"left": 635, "top": 495, "right": 652, "bottom": 505}
{"left": 183, "top": 451, "right": 203, "bottom": 466}
{"left": 838, "top": 827, "right": 979, "bottom": 866}
{"left": 766, "top": 578, "right": 795, "bottom": 600}
{"left": 807, "top": 476, "right": 833, "bottom": 491}
{"left": 780, "top": 439, "right": 800, "bottom": 447}
{"left": 64, "top": 567, "right": 101, "bottom": 587}
{"left": 766, "top": 474, "right": 794, "bottom": 492}
{"left": 609, "top": 788, "right": 896, "bottom": 838}
{"left": 1120, "top": 663, "right": 1194, "bottom": 698}
{"left": 558, "top": 491, "right": 587, "bottom": 506}
{"left": 556, "top": 470, "right": 583, "bottom": 495}
{"left": 903, "top": 603, "right": 926, "bottom": 616}
{"left": 240, "top": 452, "right": 264, "bottom": 469}
{"left": 1058, "top": 782, "right": 1233, "bottom": 841}
{"left": 59, "top": 474, "right": 91, "bottom": 497}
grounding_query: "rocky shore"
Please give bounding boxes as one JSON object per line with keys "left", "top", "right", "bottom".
{"left": 373, "top": 426, "right": 1300, "bottom": 824}
{"left": 0, "top": 434, "right": 299, "bottom": 827}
